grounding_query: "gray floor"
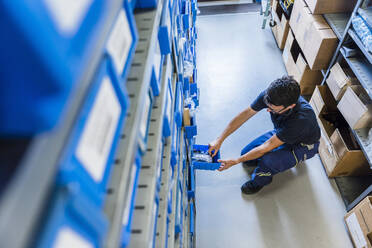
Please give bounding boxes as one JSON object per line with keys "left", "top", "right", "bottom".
{"left": 195, "top": 13, "right": 353, "bottom": 248}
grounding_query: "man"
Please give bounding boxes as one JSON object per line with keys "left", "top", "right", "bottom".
{"left": 208, "top": 76, "right": 321, "bottom": 194}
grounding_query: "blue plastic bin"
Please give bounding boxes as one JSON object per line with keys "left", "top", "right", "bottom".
{"left": 138, "top": 90, "right": 154, "bottom": 154}
{"left": 187, "top": 164, "right": 195, "bottom": 199}
{"left": 185, "top": 115, "right": 197, "bottom": 140}
{"left": 58, "top": 58, "right": 129, "bottom": 206}
{"left": 174, "top": 81, "right": 183, "bottom": 128}
{"left": 170, "top": 119, "right": 181, "bottom": 169}
{"left": 0, "top": 0, "right": 110, "bottom": 135}
{"left": 159, "top": 3, "right": 172, "bottom": 56}
{"left": 174, "top": 180, "right": 183, "bottom": 235}
{"left": 106, "top": 1, "right": 138, "bottom": 82}
{"left": 150, "top": 40, "right": 164, "bottom": 97}
{"left": 36, "top": 185, "right": 108, "bottom": 248}
{"left": 121, "top": 152, "right": 142, "bottom": 247}
{"left": 192, "top": 144, "right": 221, "bottom": 170}
{"left": 163, "top": 78, "right": 173, "bottom": 138}
{"left": 136, "top": 0, "right": 158, "bottom": 9}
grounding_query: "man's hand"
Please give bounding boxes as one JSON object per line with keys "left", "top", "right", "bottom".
{"left": 208, "top": 139, "right": 222, "bottom": 158}
{"left": 217, "top": 159, "right": 240, "bottom": 171}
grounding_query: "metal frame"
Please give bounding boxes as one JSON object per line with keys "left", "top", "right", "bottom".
{"left": 0, "top": 1, "right": 124, "bottom": 248}
{"left": 129, "top": 54, "right": 171, "bottom": 248}
{"left": 321, "top": 0, "right": 372, "bottom": 211}
{"left": 103, "top": 1, "right": 166, "bottom": 246}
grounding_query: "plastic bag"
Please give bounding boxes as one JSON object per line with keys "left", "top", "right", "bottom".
{"left": 352, "top": 15, "right": 372, "bottom": 53}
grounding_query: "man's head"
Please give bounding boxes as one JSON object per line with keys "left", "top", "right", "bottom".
{"left": 264, "top": 76, "right": 300, "bottom": 114}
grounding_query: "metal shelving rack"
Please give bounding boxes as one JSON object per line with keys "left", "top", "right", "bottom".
{"left": 322, "top": 0, "right": 372, "bottom": 211}
{"left": 102, "top": 1, "right": 167, "bottom": 246}
{"left": 0, "top": 1, "right": 124, "bottom": 248}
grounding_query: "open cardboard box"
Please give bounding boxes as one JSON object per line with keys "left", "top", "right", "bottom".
{"left": 271, "top": 0, "right": 290, "bottom": 50}
{"left": 345, "top": 196, "right": 372, "bottom": 248}
{"left": 326, "top": 61, "right": 359, "bottom": 101}
{"left": 289, "top": 0, "right": 338, "bottom": 70}
{"left": 283, "top": 29, "right": 323, "bottom": 96}
{"left": 305, "top": 0, "right": 357, "bottom": 14}
{"left": 338, "top": 86, "right": 372, "bottom": 130}
{"left": 310, "top": 85, "right": 369, "bottom": 177}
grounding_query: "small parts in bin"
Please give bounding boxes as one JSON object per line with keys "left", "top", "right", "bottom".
{"left": 192, "top": 151, "right": 212, "bottom": 163}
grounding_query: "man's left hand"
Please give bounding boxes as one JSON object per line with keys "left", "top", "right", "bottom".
{"left": 217, "top": 159, "right": 240, "bottom": 171}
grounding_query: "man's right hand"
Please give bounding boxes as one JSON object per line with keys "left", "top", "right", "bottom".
{"left": 208, "top": 139, "right": 222, "bottom": 158}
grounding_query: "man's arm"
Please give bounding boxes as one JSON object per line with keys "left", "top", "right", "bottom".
{"left": 218, "top": 134, "right": 284, "bottom": 171}
{"left": 208, "top": 107, "right": 258, "bottom": 156}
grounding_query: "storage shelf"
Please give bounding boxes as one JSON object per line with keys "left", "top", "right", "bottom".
{"left": 0, "top": 1, "right": 124, "bottom": 248}
{"left": 103, "top": 1, "right": 165, "bottom": 247}
{"left": 324, "top": 13, "right": 351, "bottom": 39}
{"left": 129, "top": 55, "right": 170, "bottom": 248}
{"left": 352, "top": 128, "right": 372, "bottom": 168}
{"left": 348, "top": 29, "right": 372, "bottom": 64}
{"left": 341, "top": 48, "right": 372, "bottom": 99}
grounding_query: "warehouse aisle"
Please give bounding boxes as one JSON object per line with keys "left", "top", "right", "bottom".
{"left": 195, "top": 13, "right": 353, "bottom": 248}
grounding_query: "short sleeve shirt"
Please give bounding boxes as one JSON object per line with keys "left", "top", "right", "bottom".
{"left": 251, "top": 90, "right": 321, "bottom": 145}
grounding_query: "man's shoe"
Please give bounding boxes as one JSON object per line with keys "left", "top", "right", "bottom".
{"left": 241, "top": 181, "right": 263, "bottom": 195}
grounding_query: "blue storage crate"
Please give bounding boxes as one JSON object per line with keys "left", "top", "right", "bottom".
{"left": 150, "top": 41, "right": 164, "bottom": 97}
{"left": 182, "top": 14, "right": 191, "bottom": 30}
{"left": 136, "top": 0, "right": 158, "bottom": 9}
{"left": 174, "top": 180, "right": 183, "bottom": 235}
{"left": 187, "top": 164, "right": 195, "bottom": 199}
{"left": 106, "top": 1, "right": 138, "bottom": 82}
{"left": 121, "top": 153, "right": 142, "bottom": 247}
{"left": 170, "top": 119, "right": 181, "bottom": 169}
{"left": 192, "top": 144, "right": 221, "bottom": 170}
{"left": 163, "top": 78, "right": 173, "bottom": 138}
{"left": 174, "top": 81, "right": 183, "bottom": 128}
{"left": 183, "top": 77, "right": 190, "bottom": 96}
{"left": 36, "top": 185, "right": 108, "bottom": 248}
{"left": 156, "top": 141, "right": 165, "bottom": 192}
{"left": 159, "top": 3, "right": 172, "bottom": 56}
{"left": 0, "top": 0, "right": 110, "bottom": 135}
{"left": 129, "top": 0, "right": 137, "bottom": 11}
{"left": 190, "top": 83, "right": 199, "bottom": 107}
{"left": 138, "top": 90, "right": 154, "bottom": 154}
{"left": 168, "top": 187, "right": 173, "bottom": 214}
{"left": 185, "top": 116, "right": 197, "bottom": 140}
{"left": 58, "top": 58, "right": 129, "bottom": 206}
{"left": 190, "top": 202, "right": 195, "bottom": 236}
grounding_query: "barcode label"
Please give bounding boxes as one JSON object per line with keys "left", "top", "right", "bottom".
{"left": 54, "top": 227, "right": 93, "bottom": 248}
{"left": 107, "top": 10, "right": 133, "bottom": 75}
{"left": 139, "top": 94, "right": 151, "bottom": 139}
{"left": 44, "top": 0, "right": 92, "bottom": 36}
{"left": 76, "top": 77, "right": 121, "bottom": 182}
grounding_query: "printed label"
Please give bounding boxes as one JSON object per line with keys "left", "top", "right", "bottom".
{"left": 54, "top": 227, "right": 93, "bottom": 248}
{"left": 107, "top": 10, "right": 133, "bottom": 75}
{"left": 140, "top": 94, "right": 151, "bottom": 139}
{"left": 123, "top": 164, "right": 138, "bottom": 225}
{"left": 76, "top": 77, "right": 121, "bottom": 182}
{"left": 153, "top": 41, "right": 162, "bottom": 80}
{"left": 346, "top": 213, "right": 367, "bottom": 248}
{"left": 44, "top": 0, "right": 92, "bottom": 36}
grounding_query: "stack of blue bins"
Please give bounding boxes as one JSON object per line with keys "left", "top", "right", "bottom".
{"left": 28, "top": 0, "right": 139, "bottom": 247}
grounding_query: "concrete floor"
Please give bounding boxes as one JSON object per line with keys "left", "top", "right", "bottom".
{"left": 195, "top": 13, "right": 354, "bottom": 248}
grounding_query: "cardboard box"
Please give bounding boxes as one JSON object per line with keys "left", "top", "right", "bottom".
{"left": 326, "top": 62, "right": 359, "bottom": 101}
{"left": 338, "top": 86, "right": 372, "bottom": 129}
{"left": 289, "top": 0, "right": 338, "bottom": 70}
{"left": 271, "top": 0, "right": 290, "bottom": 50}
{"left": 305, "top": 0, "right": 358, "bottom": 14}
{"left": 310, "top": 86, "right": 369, "bottom": 177}
{"left": 283, "top": 29, "right": 323, "bottom": 95}
{"left": 183, "top": 108, "right": 191, "bottom": 126}
{"left": 345, "top": 196, "right": 372, "bottom": 248}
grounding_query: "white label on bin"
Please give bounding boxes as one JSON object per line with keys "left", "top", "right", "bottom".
{"left": 139, "top": 93, "right": 151, "bottom": 140}
{"left": 107, "top": 10, "right": 133, "bottom": 75}
{"left": 76, "top": 77, "right": 121, "bottom": 182}
{"left": 122, "top": 164, "right": 138, "bottom": 225}
{"left": 44, "top": 0, "right": 92, "bottom": 36}
{"left": 54, "top": 227, "right": 93, "bottom": 248}
{"left": 153, "top": 42, "right": 162, "bottom": 80}
{"left": 346, "top": 213, "right": 367, "bottom": 248}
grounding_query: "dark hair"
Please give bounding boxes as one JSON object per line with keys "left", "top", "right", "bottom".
{"left": 265, "top": 76, "right": 300, "bottom": 107}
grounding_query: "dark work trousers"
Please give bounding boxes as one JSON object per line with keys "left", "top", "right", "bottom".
{"left": 240, "top": 131, "right": 319, "bottom": 188}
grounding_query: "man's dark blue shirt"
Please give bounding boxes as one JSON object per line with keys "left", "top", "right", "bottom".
{"left": 251, "top": 91, "right": 321, "bottom": 145}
